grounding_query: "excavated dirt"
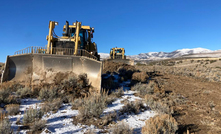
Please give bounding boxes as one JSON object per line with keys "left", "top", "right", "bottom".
{"left": 136, "top": 59, "right": 221, "bottom": 134}
{"left": 102, "top": 60, "right": 137, "bottom": 74}
{"left": 153, "top": 74, "right": 221, "bottom": 134}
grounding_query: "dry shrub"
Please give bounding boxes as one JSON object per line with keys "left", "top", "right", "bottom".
{"left": 111, "top": 122, "right": 133, "bottom": 134}
{"left": 73, "top": 92, "right": 111, "bottom": 127}
{"left": 7, "top": 95, "right": 20, "bottom": 104}
{"left": 41, "top": 98, "right": 62, "bottom": 113}
{"left": 84, "top": 129, "right": 96, "bottom": 134}
{"left": 0, "top": 88, "right": 10, "bottom": 104}
{"left": 78, "top": 93, "right": 107, "bottom": 120}
{"left": 113, "top": 87, "right": 124, "bottom": 98}
{"left": 0, "top": 82, "right": 23, "bottom": 92}
{"left": 71, "top": 98, "right": 84, "bottom": 110}
{"left": 53, "top": 72, "right": 76, "bottom": 84}
{"left": 103, "top": 87, "right": 124, "bottom": 105}
{"left": 16, "top": 87, "right": 33, "bottom": 98}
{"left": 145, "top": 95, "right": 174, "bottom": 115}
{"left": 5, "top": 104, "right": 20, "bottom": 115}
{"left": 23, "top": 108, "right": 44, "bottom": 125}
{"left": 120, "top": 100, "right": 146, "bottom": 115}
{"left": 36, "top": 73, "right": 91, "bottom": 103}
{"left": 142, "top": 114, "right": 178, "bottom": 134}
{"left": 38, "top": 88, "right": 58, "bottom": 101}
{"left": 131, "top": 82, "right": 154, "bottom": 97}
{"left": 0, "top": 87, "right": 20, "bottom": 104}
{"left": 132, "top": 71, "right": 149, "bottom": 83}
{"left": 0, "top": 108, "right": 5, "bottom": 115}
{"left": 77, "top": 73, "right": 89, "bottom": 88}
{"left": 0, "top": 118, "right": 12, "bottom": 134}
{"left": 98, "top": 112, "right": 117, "bottom": 128}
{"left": 30, "top": 119, "right": 46, "bottom": 132}
{"left": 58, "top": 73, "right": 91, "bottom": 99}
{"left": 105, "top": 94, "right": 117, "bottom": 105}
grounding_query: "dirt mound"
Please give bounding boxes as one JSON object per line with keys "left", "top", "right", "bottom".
{"left": 102, "top": 60, "right": 138, "bottom": 90}
{"left": 103, "top": 61, "right": 136, "bottom": 74}
{"left": 132, "top": 72, "right": 149, "bottom": 83}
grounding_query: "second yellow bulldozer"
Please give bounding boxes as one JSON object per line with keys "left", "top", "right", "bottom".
{"left": 2, "top": 21, "right": 102, "bottom": 91}
{"left": 108, "top": 47, "right": 134, "bottom": 65}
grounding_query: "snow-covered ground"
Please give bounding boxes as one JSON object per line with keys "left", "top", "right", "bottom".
{"left": 9, "top": 84, "right": 156, "bottom": 134}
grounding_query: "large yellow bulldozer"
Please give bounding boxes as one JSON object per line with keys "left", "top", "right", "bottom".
{"left": 107, "top": 47, "right": 134, "bottom": 65}
{"left": 2, "top": 21, "right": 102, "bottom": 91}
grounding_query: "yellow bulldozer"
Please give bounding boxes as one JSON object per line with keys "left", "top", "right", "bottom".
{"left": 110, "top": 47, "right": 126, "bottom": 60}
{"left": 108, "top": 47, "right": 134, "bottom": 65}
{"left": 2, "top": 21, "right": 102, "bottom": 91}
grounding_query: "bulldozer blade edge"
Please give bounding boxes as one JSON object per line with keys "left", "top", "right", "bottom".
{"left": 2, "top": 54, "right": 102, "bottom": 91}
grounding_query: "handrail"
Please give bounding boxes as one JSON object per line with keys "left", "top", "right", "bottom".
{"left": 14, "top": 46, "right": 46, "bottom": 55}
{"left": 14, "top": 46, "right": 97, "bottom": 60}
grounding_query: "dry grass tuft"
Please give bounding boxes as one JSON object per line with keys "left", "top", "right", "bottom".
{"left": 145, "top": 95, "right": 174, "bottom": 114}
{"left": 16, "top": 87, "right": 33, "bottom": 98}
{"left": 84, "top": 129, "right": 96, "bottom": 134}
{"left": 142, "top": 114, "right": 178, "bottom": 134}
{"left": 23, "top": 108, "right": 44, "bottom": 125}
{"left": 30, "top": 119, "right": 47, "bottom": 132}
{"left": 111, "top": 121, "right": 133, "bottom": 134}
{"left": 73, "top": 92, "right": 118, "bottom": 128}
{"left": 131, "top": 82, "right": 155, "bottom": 97}
{"left": 38, "top": 88, "right": 58, "bottom": 101}
{"left": 98, "top": 112, "right": 117, "bottom": 128}
{"left": 5, "top": 104, "right": 20, "bottom": 115}
{"left": 41, "top": 98, "right": 62, "bottom": 113}
{"left": 71, "top": 98, "right": 84, "bottom": 110}
{"left": 0, "top": 88, "right": 11, "bottom": 104}
{"left": 78, "top": 93, "right": 107, "bottom": 120}
{"left": 0, "top": 118, "right": 12, "bottom": 134}
{"left": 113, "top": 87, "right": 124, "bottom": 98}
{"left": 120, "top": 100, "right": 146, "bottom": 114}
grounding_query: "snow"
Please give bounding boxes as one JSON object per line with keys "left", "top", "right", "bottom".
{"left": 9, "top": 99, "right": 42, "bottom": 133}
{"left": 98, "top": 53, "right": 110, "bottom": 60}
{"left": 9, "top": 83, "right": 156, "bottom": 134}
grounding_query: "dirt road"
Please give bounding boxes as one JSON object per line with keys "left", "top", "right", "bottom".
{"left": 154, "top": 74, "right": 221, "bottom": 134}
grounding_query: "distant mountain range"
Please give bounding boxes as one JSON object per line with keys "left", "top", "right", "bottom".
{"left": 99, "top": 48, "right": 221, "bottom": 61}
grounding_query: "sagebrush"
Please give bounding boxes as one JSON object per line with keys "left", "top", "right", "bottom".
{"left": 23, "top": 108, "right": 44, "bottom": 125}
{"left": 112, "top": 122, "right": 133, "bottom": 134}
{"left": 5, "top": 104, "right": 20, "bottom": 115}
{"left": 142, "top": 114, "right": 178, "bottom": 134}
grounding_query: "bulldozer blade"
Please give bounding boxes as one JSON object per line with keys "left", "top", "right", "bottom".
{"left": 2, "top": 54, "right": 102, "bottom": 91}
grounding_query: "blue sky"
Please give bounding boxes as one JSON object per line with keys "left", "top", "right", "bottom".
{"left": 1, "top": 0, "right": 221, "bottom": 62}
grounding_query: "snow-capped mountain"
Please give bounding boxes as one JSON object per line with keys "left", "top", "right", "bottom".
{"left": 99, "top": 53, "right": 110, "bottom": 60}
{"left": 99, "top": 48, "right": 215, "bottom": 60}
{"left": 129, "top": 48, "right": 213, "bottom": 60}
